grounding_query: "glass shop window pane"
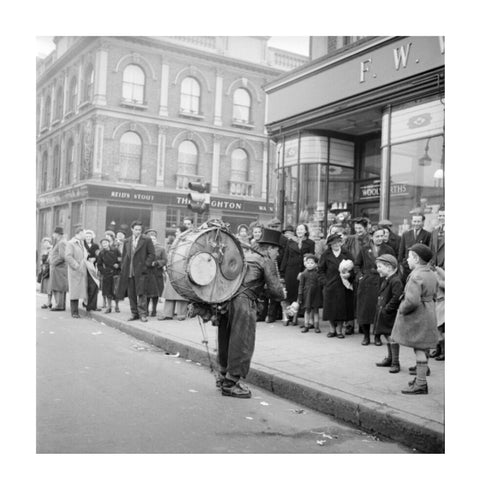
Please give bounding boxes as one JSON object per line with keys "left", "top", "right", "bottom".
{"left": 327, "top": 165, "right": 354, "bottom": 229}
{"left": 359, "top": 137, "right": 381, "bottom": 179}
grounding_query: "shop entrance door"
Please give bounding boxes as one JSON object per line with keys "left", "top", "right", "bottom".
{"left": 106, "top": 205, "right": 151, "bottom": 236}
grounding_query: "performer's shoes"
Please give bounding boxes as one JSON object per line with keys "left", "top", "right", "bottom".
{"left": 221, "top": 380, "right": 252, "bottom": 399}
{"left": 402, "top": 379, "right": 428, "bottom": 395}
{"left": 215, "top": 373, "right": 226, "bottom": 389}
{"left": 41, "top": 304, "right": 52, "bottom": 309}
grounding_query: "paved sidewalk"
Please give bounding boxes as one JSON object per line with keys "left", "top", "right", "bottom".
{"left": 81, "top": 299, "right": 444, "bottom": 453}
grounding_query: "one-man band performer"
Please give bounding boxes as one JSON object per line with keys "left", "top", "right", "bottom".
{"left": 216, "top": 228, "right": 286, "bottom": 398}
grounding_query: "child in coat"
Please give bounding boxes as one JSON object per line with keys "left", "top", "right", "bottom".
{"left": 391, "top": 244, "right": 439, "bottom": 394}
{"left": 96, "top": 238, "right": 122, "bottom": 313}
{"left": 373, "top": 254, "right": 404, "bottom": 373}
{"left": 297, "top": 254, "right": 322, "bottom": 333}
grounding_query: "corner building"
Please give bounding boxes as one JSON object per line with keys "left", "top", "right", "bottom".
{"left": 265, "top": 36, "right": 445, "bottom": 244}
{"left": 36, "top": 36, "right": 307, "bottom": 245}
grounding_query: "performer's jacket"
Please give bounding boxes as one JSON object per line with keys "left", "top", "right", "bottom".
{"left": 236, "top": 249, "right": 285, "bottom": 303}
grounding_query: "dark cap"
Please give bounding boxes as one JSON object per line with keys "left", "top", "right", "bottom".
{"left": 376, "top": 254, "right": 398, "bottom": 268}
{"left": 119, "top": 224, "right": 129, "bottom": 232}
{"left": 409, "top": 243, "right": 433, "bottom": 263}
{"left": 257, "top": 228, "right": 282, "bottom": 247}
{"left": 326, "top": 233, "right": 343, "bottom": 245}
{"left": 145, "top": 229, "right": 157, "bottom": 237}
{"left": 353, "top": 217, "right": 369, "bottom": 228}
{"left": 53, "top": 226, "right": 64, "bottom": 235}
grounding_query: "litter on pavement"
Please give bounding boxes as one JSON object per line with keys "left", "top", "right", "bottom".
{"left": 260, "top": 401, "right": 270, "bottom": 406}
{"left": 164, "top": 352, "right": 180, "bottom": 357}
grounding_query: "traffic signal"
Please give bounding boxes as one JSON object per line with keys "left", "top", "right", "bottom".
{"left": 187, "top": 181, "right": 211, "bottom": 214}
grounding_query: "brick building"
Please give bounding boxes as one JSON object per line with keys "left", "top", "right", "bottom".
{"left": 36, "top": 36, "right": 307, "bottom": 246}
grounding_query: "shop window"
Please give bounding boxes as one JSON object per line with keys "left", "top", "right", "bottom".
{"left": 119, "top": 131, "right": 142, "bottom": 183}
{"left": 327, "top": 166, "right": 354, "bottom": 228}
{"left": 43, "top": 95, "right": 51, "bottom": 127}
{"left": 180, "top": 77, "right": 200, "bottom": 115}
{"left": 65, "top": 138, "right": 74, "bottom": 185}
{"left": 41, "top": 151, "right": 48, "bottom": 192}
{"left": 122, "top": 64, "right": 145, "bottom": 104}
{"left": 233, "top": 88, "right": 251, "bottom": 123}
{"left": 389, "top": 135, "right": 444, "bottom": 233}
{"left": 55, "top": 86, "right": 64, "bottom": 120}
{"left": 68, "top": 77, "right": 77, "bottom": 112}
{"left": 359, "top": 137, "right": 381, "bottom": 179}
{"left": 83, "top": 64, "right": 94, "bottom": 102}
{"left": 52, "top": 145, "right": 61, "bottom": 188}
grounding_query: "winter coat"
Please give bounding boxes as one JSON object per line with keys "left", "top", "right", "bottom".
{"left": 435, "top": 267, "right": 445, "bottom": 327}
{"left": 373, "top": 272, "right": 404, "bottom": 336}
{"left": 65, "top": 238, "right": 88, "bottom": 301}
{"left": 117, "top": 234, "right": 155, "bottom": 299}
{"left": 398, "top": 228, "right": 432, "bottom": 278}
{"left": 49, "top": 238, "right": 68, "bottom": 293}
{"left": 145, "top": 243, "right": 167, "bottom": 298}
{"left": 84, "top": 241, "right": 100, "bottom": 262}
{"left": 39, "top": 253, "right": 51, "bottom": 294}
{"left": 280, "top": 237, "right": 315, "bottom": 303}
{"left": 318, "top": 247, "right": 355, "bottom": 322}
{"left": 96, "top": 248, "right": 121, "bottom": 297}
{"left": 354, "top": 242, "right": 395, "bottom": 324}
{"left": 297, "top": 267, "right": 322, "bottom": 310}
{"left": 430, "top": 227, "right": 445, "bottom": 269}
{"left": 391, "top": 264, "right": 440, "bottom": 349}
{"left": 344, "top": 233, "right": 370, "bottom": 262}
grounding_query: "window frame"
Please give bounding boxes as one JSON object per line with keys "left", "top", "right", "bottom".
{"left": 118, "top": 131, "right": 143, "bottom": 183}
{"left": 233, "top": 88, "right": 252, "bottom": 124}
{"left": 122, "top": 64, "right": 146, "bottom": 104}
{"left": 180, "top": 76, "right": 201, "bottom": 115}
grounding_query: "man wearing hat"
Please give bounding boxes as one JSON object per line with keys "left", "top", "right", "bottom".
{"left": 378, "top": 219, "right": 401, "bottom": 256}
{"left": 373, "top": 254, "right": 404, "bottom": 373}
{"left": 48, "top": 226, "right": 68, "bottom": 311}
{"left": 397, "top": 213, "right": 431, "bottom": 282}
{"left": 391, "top": 244, "right": 439, "bottom": 394}
{"left": 217, "top": 228, "right": 286, "bottom": 398}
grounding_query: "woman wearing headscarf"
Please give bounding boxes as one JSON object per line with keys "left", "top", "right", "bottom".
{"left": 280, "top": 223, "right": 315, "bottom": 324}
{"left": 39, "top": 237, "right": 53, "bottom": 309}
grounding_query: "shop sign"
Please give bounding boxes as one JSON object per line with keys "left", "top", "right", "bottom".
{"left": 37, "top": 186, "right": 88, "bottom": 207}
{"left": 359, "top": 182, "right": 409, "bottom": 200}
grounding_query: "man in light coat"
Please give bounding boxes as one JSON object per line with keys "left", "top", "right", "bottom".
{"left": 65, "top": 225, "right": 88, "bottom": 318}
{"left": 49, "top": 226, "right": 68, "bottom": 311}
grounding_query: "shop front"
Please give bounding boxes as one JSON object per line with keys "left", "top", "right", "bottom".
{"left": 37, "top": 182, "right": 274, "bottom": 246}
{"left": 265, "top": 36, "right": 445, "bottom": 243}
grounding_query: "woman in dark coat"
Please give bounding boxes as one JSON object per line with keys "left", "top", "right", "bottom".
{"left": 39, "top": 237, "right": 53, "bottom": 308}
{"left": 96, "top": 238, "right": 122, "bottom": 313}
{"left": 318, "top": 233, "right": 355, "bottom": 338}
{"left": 354, "top": 227, "right": 395, "bottom": 345}
{"left": 84, "top": 229, "right": 100, "bottom": 311}
{"left": 373, "top": 254, "right": 404, "bottom": 373}
{"left": 144, "top": 230, "right": 167, "bottom": 317}
{"left": 280, "top": 223, "right": 315, "bottom": 324}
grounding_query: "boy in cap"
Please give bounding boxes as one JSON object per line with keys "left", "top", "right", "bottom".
{"left": 373, "top": 254, "right": 404, "bottom": 373}
{"left": 391, "top": 244, "right": 439, "bottom": 394}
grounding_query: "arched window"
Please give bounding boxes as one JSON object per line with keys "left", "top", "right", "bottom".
{"left": 44, "top": 95, "right": 51, "bottom": 127}
{"left": 180, "top": 77, "right": 200, "bottom": 114}
{"left": 178, "top": 140, "right": 198, "bottom": 175}
{"left": 53, "top": 145, "right": 61, "bottom": 188}
{"left": 119, "top": 131, "right": 142, "bottom": 183}
{"left": 122, "top": 64, "right": 145, "bottom": 103}
{"left": 41, "top": 151, "right": 48, "bottom": 192}
{"left": 55, "top": 86, "right": 64, "bottom": 120}
{"left": 68, "top": 77, "right": 77, "bottom": 112}
{"left": 233, "top": 88, "right": 251, "bottom": 123}
{"left": 65, "top": 138, "right": 74, "bottom": 185}
{"left": 231, "top": 148, "right": 249, "bottom": 181}
{"left": 83, "top": 65, "right": 94, "bottom": 102}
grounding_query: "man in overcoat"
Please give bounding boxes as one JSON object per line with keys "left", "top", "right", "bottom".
{"left": 429, "top": 207, "right": 445, "bottom": 269}
{"left": 65, "top": 226, "right": 88, "bottom": 318}
{"left": 49, "top": 226, "right": 68, "bottom": 311}
{"left": 398, "top": 213, "right": 432, "bottom": 282}
{"left": 117, "top": 220, "right": 155, "bottom": 322}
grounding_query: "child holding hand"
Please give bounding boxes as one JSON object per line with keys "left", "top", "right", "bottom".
{"left": 297, "top": 254, "right": 322, "bottom": 333}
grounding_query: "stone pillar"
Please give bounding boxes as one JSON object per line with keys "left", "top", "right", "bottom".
{"left": 39, "top": 92, "right": 45, "bottom": 129}
{"left": 76, "top": 63, "right": 83, "bottom": 111}
{"left": 211, "top": 134, "right": 221, "bottom": 193}
{"left": 49, "top": 84, "right": 55, "bottom": 128}
{"left": 93, "top": 48, "right": 108, "bottom": 106}
{"left": 92, "top": 123, "right": 104, "bottom": 177}
{"left": 380, "top": 107, "right": 392, "bottom": 220}
{"left": 62, "top": 70, "right": 69, "bottom": 120}
{"left": 261, "top": 142, "right": 268, "bottom": 199}
{"left": 159, "top": 61, "right": 169, "bottom": 116}
{"left": 156, "top": 127, "right": 167, "bottom": 186}
{"left": 214, "top": 70, "right": 223, "bottom": 126}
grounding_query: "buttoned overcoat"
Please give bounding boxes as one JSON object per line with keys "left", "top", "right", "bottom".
{"left": 49, "top": 237, "right": 68, "bottom": 292}
{"left": 372, "top": 273, "right": 404, "bottom": 335}
{"left": 65, "top": 238, "right": 87, "bottom": 300}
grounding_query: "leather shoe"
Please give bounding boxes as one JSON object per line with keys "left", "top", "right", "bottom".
{"left": 140, "top": 316, "right": 148, "bottom": 323}
{"left": 401, "top": 380, "right": 428, "bottom": 394}
{"left": 389, "top": 364, "right": 400, "bottom": 374}
{"left": 376, "top": 358, "right": 392, "bottom": 367}
{"left": 128, "top": 315, "right": 140, "bottom": 321}
{"left": 361, "top": 337, "right": 370, "bottom": 345}
{"left": 50, "top": 307, "right": 66, "bottom": 311}
{"left": 265, "top": 316, "right": 275, "bottom": 323}
{"left": 345, "top": 325, "right": 354, "bottom": 335}
{"left": 72, "top": 314, "right": 80, "bottom": 319}
{"left": 374, "top": 336, "right": 382, "bottom": 346}
{"left": 336, "top": 333, "right": 345, "bottom": 339}
{"left": 326, "top": 332, "right": 336, "bottom": 338}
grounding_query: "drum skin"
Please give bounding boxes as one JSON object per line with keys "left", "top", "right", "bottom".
{"left": 166, "top": 227, "right": 246, "bottom": 304}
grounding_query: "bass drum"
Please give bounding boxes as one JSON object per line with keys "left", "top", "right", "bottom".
{"left": 166, "top": 226, "right": 246, "bottom": 304}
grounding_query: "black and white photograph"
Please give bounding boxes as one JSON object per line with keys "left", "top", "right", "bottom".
{"left": 6, "top": 0, "right": 478, "bottom": 486}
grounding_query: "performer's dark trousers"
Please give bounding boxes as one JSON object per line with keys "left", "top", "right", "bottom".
{"left": 217, "top": 293, "right": 257, "bottom": 381}
{"left": 86, "top": 274, "right": 98, "bottom": 311}
{"left": 128, "top": 277, "right": 147, "bottom": 318}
